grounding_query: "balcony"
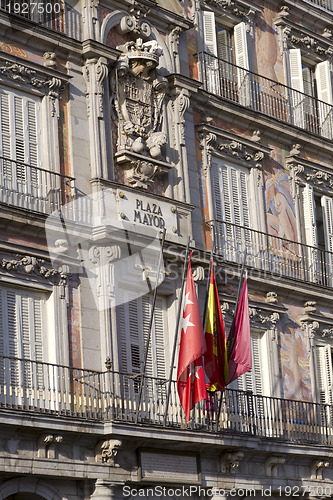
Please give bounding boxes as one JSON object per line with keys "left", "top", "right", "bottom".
{"left": 306, "top": 0, "right": 333, "bottom": 11}
{"left": 1, "top": 355, "right": 332, "bottom": 445}
{"left": 0, "top": 0, "right": 82, "bottom": 39}
{"left": 198, "top": 53, "right": 333, "bottom": 140}
{"left": 210, "top": 220, "right": 333, "bottom": 288}
{"left": 0, "top": 156, "right": 76, "bottom": 215}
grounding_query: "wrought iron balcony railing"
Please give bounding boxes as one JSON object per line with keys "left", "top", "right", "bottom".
{"left": 1, "top": 355, "right": 333, "bottom": 445}
{"left": 198, "top": 52, "right": 333, "bottom": 140}
{"left": 0, "top": 156, "right": 76, "bottom": 215}
{"left": 0, "top": 0, "right": 82, "bottom": 39}
{"left": 210, "top": 219, "right": 333, "bottom": 288}
{"left": 306, "top": 0, "right": 333, "bottom": 11}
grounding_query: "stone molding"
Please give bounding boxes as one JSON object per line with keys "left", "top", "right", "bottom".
{"left": 0, "top": 54, "right": 67, "bottom": 116}
{"left": 196, "top": 123, "right": 271, "bottom": 177}
{"left": 286, "top": 147, "right": 333, "bottom": 200}
{"left": 275, "top": 15, "right": 333, "bottom": 58}
{"left": 0, "top": 254, "right": 70, "bottom": 286}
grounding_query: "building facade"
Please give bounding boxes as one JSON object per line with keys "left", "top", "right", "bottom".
{"left": 0, "top": 0, "right": 333, "bottom": 498}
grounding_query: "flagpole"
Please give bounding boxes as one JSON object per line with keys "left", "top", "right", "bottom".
{"left": 215, "top": 248, "right": 248, "bottom": 432}
{"left": 163, "top": 236, "right": 191, "bottom": 426}
{"left": 202, "top": 227, "right": 215, "bottom": 330}
{"left": 135, "top": 227, "right": 166, "bottom": 423}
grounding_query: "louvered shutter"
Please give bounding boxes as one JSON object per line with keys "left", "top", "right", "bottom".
{"left": 315, "top": 61, "right": 333, "bottom": 139}
{"left": 302, "top": 184, "right": 317, "bottom": 247}
{"left": 211, "top": 163, "right": 224, "bottom": 252}
{"left": 0, "top": 287, "right": 45, "bottom": 402}
{"left": 217, "top": 29, "right": 234, "bottom": 89}
{"left": 321, "top": 195, "right": 333, "bottom": 284}
{"left": 288, "top": 49, "right": 305, "bottom": 127}
{"left": 202, "top": 11, "right": 219, "bottom": 94}
{"left": 322, "top": 196, "right": 333, "bottom": 252}
{"left": 302, "top": 185, "right": 318, "bottom": 282}
{"left": 316, "top": 346, "right": 333, "bottom": 426}
{"left": 234, "top": 22, "right": 250, "bottom": 106}
{"left": 237, "top": 333, "right": 262, "bottom": 395}
{"left": 302, "top": 66, "right": 315, "bottom": 116}
{"left": 0, "top": 92, "right": 11, "bottom": 177}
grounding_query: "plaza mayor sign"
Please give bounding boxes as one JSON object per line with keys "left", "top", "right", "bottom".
{"left": 117, "top": 190, "right": 178, "bottom": 234}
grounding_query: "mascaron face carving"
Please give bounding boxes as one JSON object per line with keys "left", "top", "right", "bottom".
{"left": 114, "top": 38, "right": 168, "bottom": 161}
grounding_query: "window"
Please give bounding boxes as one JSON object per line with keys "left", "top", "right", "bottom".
{"left": 300, "top": 184, "right": 333, "bottom": 284}
{"left": 0, "top": 285, "right": 48, "bottom": 406}
{"left": 316, "top": 345, "right": 333, "bottom": 428}
{"left": 116, "top": 291, "right": 169, "bottom": 400}
{"left": 201, "top": 11, "right": 251, "bottom": 104}
{"left": 287, "top": 49, "right": 333, "bottom": 137}
{"left": 211, "top": 159, "right": 252, "bottom": 263}
{"left": 0, "top": 86, "right": 41, "bottom": 209}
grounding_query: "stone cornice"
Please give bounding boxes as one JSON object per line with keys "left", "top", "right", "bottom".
{"left": 274, "top": 15, "right": 333, "bottom": 59}
{"left": 196, "top": 123, "right": 271, "bottom": 175}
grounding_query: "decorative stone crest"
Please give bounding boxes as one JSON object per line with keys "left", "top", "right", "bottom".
{"left": 202, "top": 0, "right": 258, "bottom": 22}
{"left": 113, "top": 38, "right": 170, "bottom": 188}
{"left": 249, "top": 308, "right": 280, "bottom": 331}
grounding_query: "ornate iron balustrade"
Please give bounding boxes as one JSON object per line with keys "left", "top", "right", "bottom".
{"left": 198, "top": 52, "right": 333, "bottom": 140}
{"left": 0, "top": 156, "right": 76, "bottom": 215}
{"left": 0, "top": 0, "right": 82, "bottom": 39}
{"left": 0, "top": 355, "right": 332, "bottom": 445}
{"left": 305, "top": 0, "right": 333, "bottom": 11}
{"left": 210, "top": 219, "right": 333, "bottom": 288}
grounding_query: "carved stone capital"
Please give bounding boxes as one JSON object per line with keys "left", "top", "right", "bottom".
{"left": 95, "top": 439, "right": 122, "bottom": 466}
{"left": 220, "top": 451, "right": 244, "bottom": 474}
{"left": 84, "top": 57, "right": 108, "bottom": 119}
{"left": 265, "top": 456, "right": 286, "bottom": 477}
{"left": 43, "top": 52, "right": 57, "bottom": 69}
{"left": 89, "top": 245, "right": 121, "bottom": 265}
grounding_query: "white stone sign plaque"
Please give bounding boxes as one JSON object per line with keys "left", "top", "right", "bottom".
{"left": 117, "top": 189, "right": 178, "bottom": 235}
{"left": 139, "top": 451, "right": 200, "bottom": 483}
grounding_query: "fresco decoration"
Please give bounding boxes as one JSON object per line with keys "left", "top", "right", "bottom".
{"left": 277, "top": 300, "right": 312, "bottom": 402}
{"left": 68, "top": 284, "right": 83, "bottom": 369}
{"left": 264, "top": 145, "right": 298, "bottom": 243}
{"left": 255, "top": 7, "right": 285, "bottom": 85}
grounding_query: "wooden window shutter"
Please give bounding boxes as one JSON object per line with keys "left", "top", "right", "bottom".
{"left": 202, "top": 11, "right": 218, "bottom": 56}
{"left": 202, "top": 11, "right": 219, "bottom": 94}
{"left": 315, "top": 61, "right": 333, "bottom": 138}
{"left": 321, "top": 195, "right": 333, "bottom": 253}
{"left": 316, "top": 345, "right": 333, "bottom": 406}
{"left": 234, "top": 22, "right": 250, "bottom": 71}
{"left": 289, "top": 49, "right": 304, "bottom": 92}
{"left": 302, "top": 184, "right": 318, "bottom": 247}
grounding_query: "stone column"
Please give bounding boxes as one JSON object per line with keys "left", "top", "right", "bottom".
{"left": 91, "top": 480, "right": 119, "bottom": 499}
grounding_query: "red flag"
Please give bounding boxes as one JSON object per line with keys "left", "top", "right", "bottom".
{"left": 177, "top": 253, "right": 207, "bottom": 422}
{"left": 204, "top": 261, "right": 228, "bottom": 391}
{"left": 227, "top": 275, "right": 251, "bottom": 385}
